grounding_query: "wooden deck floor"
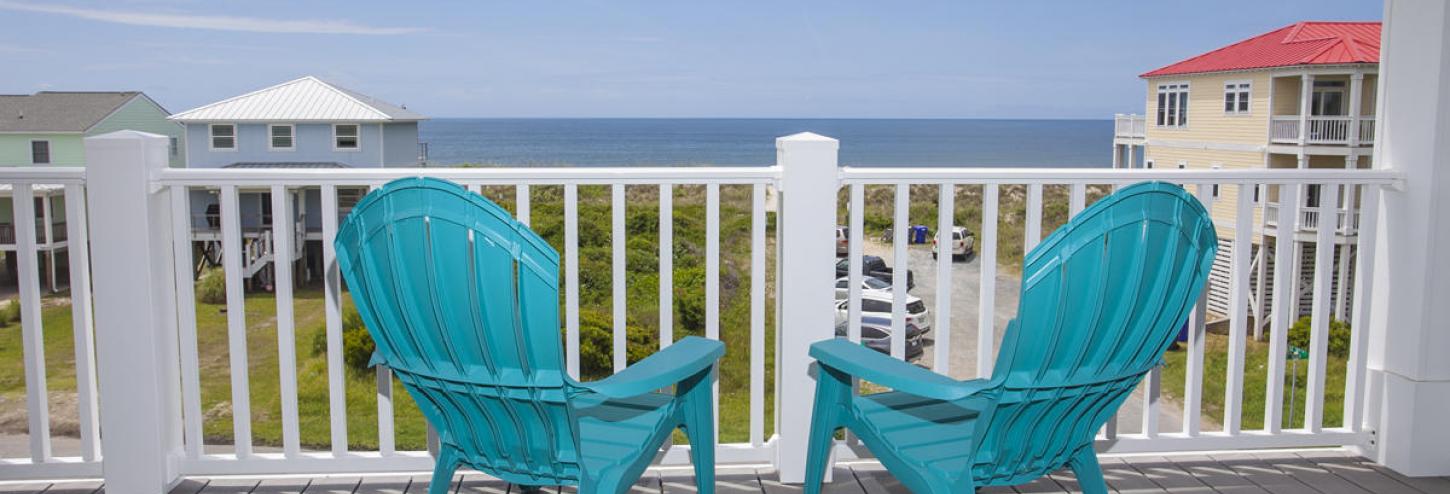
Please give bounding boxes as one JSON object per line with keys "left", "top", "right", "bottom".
{"left": 5, "top": 450, "right": 1448, "bottom": 494}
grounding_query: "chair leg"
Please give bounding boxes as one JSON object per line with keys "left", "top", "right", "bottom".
{"left": 428, "top": 447, "right": 461, "bottom": 494}
{"left": 805, "top": 365, "right": 852, "bottom": 494}
{"left": 1068, "top": 447, "right": 1109, "bottom": 494}
{"left": 679, "top": 367, "right": 716, "bottom": 494}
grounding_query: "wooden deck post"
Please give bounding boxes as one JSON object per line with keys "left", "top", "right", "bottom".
{"left": 84, "top": 130, "right": 185, "bottom": 492}
{"left": 1365, "top": 0, "right": 1450, "bottom": 477}
{"left": 774, "top": 132, "right": 840, "bottom": 483}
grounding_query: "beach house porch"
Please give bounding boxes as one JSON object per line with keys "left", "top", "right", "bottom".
{"left": 1, "top": 2, "right": 1448, "bottom": 493}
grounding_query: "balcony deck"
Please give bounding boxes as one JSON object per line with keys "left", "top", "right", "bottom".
{"left": 4, "top": 451, "right": 1443, "bottom": 494}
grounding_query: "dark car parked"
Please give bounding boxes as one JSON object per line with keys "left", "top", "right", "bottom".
{"left": 835, "top": 255, "right": 915, "bottom": 291}
{"left": 834, "top": 315, "right": 925, "bottom": 361}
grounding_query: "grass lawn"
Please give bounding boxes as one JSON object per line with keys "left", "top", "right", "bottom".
{"left": 0, "top": 296, "right": 83, "bottom": 437}
{"left": 1161, "top": 331, "right": 1348, "bottom": 431}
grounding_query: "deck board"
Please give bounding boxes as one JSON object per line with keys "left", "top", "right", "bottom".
{"left": 130, "top": 452, "right": 1450, "bottom": 494}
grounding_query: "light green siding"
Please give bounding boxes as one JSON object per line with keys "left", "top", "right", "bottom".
{"left": 86, "top": 96, "right": 185, "bottom": 167}
{"left": 0, "top": 134, "right": 85, "bottom": 166}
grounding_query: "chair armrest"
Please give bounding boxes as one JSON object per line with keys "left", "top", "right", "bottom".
{"left": 577, "top": 336, "right": 725, "bottom": 399}
{"left": 810, "top": 339, "right": 991, "bottom": 401}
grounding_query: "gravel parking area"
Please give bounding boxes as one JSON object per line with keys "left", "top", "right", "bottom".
{"left": 857, "top": 239, "right": 1184, "bottom": 435}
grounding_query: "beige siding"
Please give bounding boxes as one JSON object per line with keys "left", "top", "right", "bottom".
{"left": 1144, "top": 71, "right": 1274, "bottom": 145}
{"left": 1361, "top": 75, "right": 1378, "bottom": 115}
{"left": 1141, "top": 147, "right": 1265, "bottom": 240}
{"left": 1273, "top": 77, "right": 1302, "bottom": 115}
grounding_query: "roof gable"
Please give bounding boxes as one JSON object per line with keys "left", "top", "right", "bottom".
{"left": 1142, "top": 22, "right": 1380, "bottom": 78}
{"left": 170, "top": 76, "right": 427, "bottom": 122}
{"left": 0, "top": 92, "right": 140, "bottom": 133}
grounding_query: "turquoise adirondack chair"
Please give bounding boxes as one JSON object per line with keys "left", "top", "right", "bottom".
{"left": 805, "top": 182, "right": 1217, "bottom": 494}
{"left": 335, "top": 177, "right": 724, "bottom": 494}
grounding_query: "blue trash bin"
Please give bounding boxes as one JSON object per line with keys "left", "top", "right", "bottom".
{"left": 912, "top": 226, "right": 928, "bottom": 244}
{"left": 1177, "top": 319, "right": 1190, "bottom": 343}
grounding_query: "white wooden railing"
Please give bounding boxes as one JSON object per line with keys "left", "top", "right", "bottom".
{"left": 1270, "top": 116, "right": 1376, "bottom": 146}
{"left": 1265, "top": 202, "right": 1362, "bottom": 235}
{"left": 0, "top": 132, "right": 1404, "bottom": 490}
{"left": 1113, "top": 114, "right": 1146, "bottom": 139}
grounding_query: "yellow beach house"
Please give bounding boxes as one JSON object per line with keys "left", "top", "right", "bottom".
{"left": 1112, "top": 21, "right": 1379, "bottom": 329}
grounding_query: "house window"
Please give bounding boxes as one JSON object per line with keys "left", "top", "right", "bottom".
{"left": 170, "top": 137, "right": 179, "bottom": 157}
{"left": 334, "top": 124, "right": 359, "bottom": 150}
{"left": 1224, "top": 81, "right": 1251, "bottom": 114}
{"left": 210, "top": 124, "right": 236, "bottom": 150}
{"left": 1306, "top": 184, "right": 1322, "bottom": 208}
{"left": 269, "top": 124, "right": 295, "bottom": 150}
{"left": 1312, "top": 80, "right": 1347, "bottom": 116}
{"left": 30, "top": 140, "right": 50, "bottom": 164}
{"left": 1156, "top": 82, "right": 1190, "bottom": 127}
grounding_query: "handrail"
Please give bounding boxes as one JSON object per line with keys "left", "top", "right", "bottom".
{"left": 839, "top": 167, "right": 1402, "bottom": 185}
{"left": 154, "top": 165, "right": 781, "bottom": 186}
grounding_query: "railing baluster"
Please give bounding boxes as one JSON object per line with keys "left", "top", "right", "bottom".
{"left": 612, "top": 184, "right": 627, "bottom": 373}
{"left": 706, "top": 183, "right": 721, "bottom": 440}
{"left": 219, "top": 185, "right": 253, "bottom": 457}
{"left": 977, "top": 184, "right": 999, "bottom": 377}
{"left": 1305, "top": 183, "right": 1340, "bottom": 432}
{"left": 1024, "top": 183, "right": 1042, "bottom": 253}
{"left": 271, "top": 186, "right": 301, "bottom": 457}
{"left": 1183, "top": 184, "right": 1212, "bottom": 436}
{"left": 376, "top": 367, "right": 394, "bottom": 455}
{"left": 659, "top": 183, "right": 673, "bottom": 348}
{"left": 14, "top": 183, "right": 49, "bottom": 462}
{"left": 516, "top": 184, "right": 531, "bottom": 225}
{"left": 321, "top": 185, "right": 348, "bottom": 455}
{"left": 65, "top": 184, "right": 101, "bottom": 462}
{"left": 1224, "top": 183, "right": 1254, "bottom": 434}
{"left": 1344, "top": 185, "right": 1379, "bottom": 431}
{"left": 1069, "top": 183, "right": 1086, "bottom": 216}
{"left": 1265, "top": 185, "right": 1299, "bottom": 433}
{"left": 890, "top": 183, "right": 909, "bottom": 359}
{"left": 848, "top": 184, "right": 864, "bottom": 343}
{"left": 365, "top": 184, "right": 394, "bottom": 457}
{"left": 749, "top": 183, "right": 766, "bottom": 447}
{"left": 170, "top": 186, "right": 203, "bottom": 459}
{"left": 1142, "top": 368, "right": 1161, "bottom": 438}
{"left": 564, "top": 184, "right": 580, "bottom": 378}
{"left": 933, "top": 184, "right": 953, "bottom": 373}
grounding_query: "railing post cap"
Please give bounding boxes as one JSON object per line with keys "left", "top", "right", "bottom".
{"left": 776, "top": 132, "right": 839, "bottom": 148}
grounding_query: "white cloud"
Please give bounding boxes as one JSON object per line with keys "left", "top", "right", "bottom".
{"left": 0, "top": 1, "right": 425, "bottom": 35}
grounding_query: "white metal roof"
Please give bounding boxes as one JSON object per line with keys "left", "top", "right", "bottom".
{"left": 169, "top": 76, "right": 426, "bottom": 123}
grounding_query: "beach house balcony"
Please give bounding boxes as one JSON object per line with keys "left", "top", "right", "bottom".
{"left": 1267, "top": 72, "right": 1378, "bottom": 149}
{"left": 2, "top": 6, "right": 1449, "bottom": 493}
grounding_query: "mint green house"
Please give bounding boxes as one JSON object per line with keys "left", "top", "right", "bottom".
{"left": 0, "top": 91, "right": 183, "bottom": 167}
{"left": 0, "top": 91, "right": 180, "bottom": 291}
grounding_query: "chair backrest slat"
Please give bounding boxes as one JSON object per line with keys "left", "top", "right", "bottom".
{"left": 971, "top": 182, "right": 1217, "bottom": 484}
{"left": 336, "top": 178, "right": 579, "bottom": 483}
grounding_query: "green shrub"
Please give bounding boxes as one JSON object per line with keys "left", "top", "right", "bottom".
{"left": 310, "top": 307, "right": 375, "bottom": 374}
{"left": 195, "top": 267, "right": 227, "bottom": 304}
{"left": 1287, "top": 316, "right": 1351, "bottom": 358}
{"left": 0, "top": 301, "right": 19, "bottom": 326}
{"left": 576, "top": 308, "right": 657, "bottom": 380}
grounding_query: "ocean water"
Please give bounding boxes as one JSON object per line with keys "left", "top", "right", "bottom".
{"left": 418, "top": 118, "right": 1111, "bottom": 168}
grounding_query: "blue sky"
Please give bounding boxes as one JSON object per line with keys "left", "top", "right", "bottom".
{"left": 0, "top": 1, "right": 1382, "bottom": 119}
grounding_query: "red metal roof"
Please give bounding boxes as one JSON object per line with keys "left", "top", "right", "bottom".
{"left": 1141, "top": 22, "right": 1380, "bottom": 78}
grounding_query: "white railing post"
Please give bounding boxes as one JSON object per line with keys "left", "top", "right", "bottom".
{"left": 773, "top": 132, "right": 839, "bottom": 483}
{"left": 84, "top": 131, "right": 184, "bottom": 492}
{"left": 1365, "top": 0, "right": 1450, "bottom": 477}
